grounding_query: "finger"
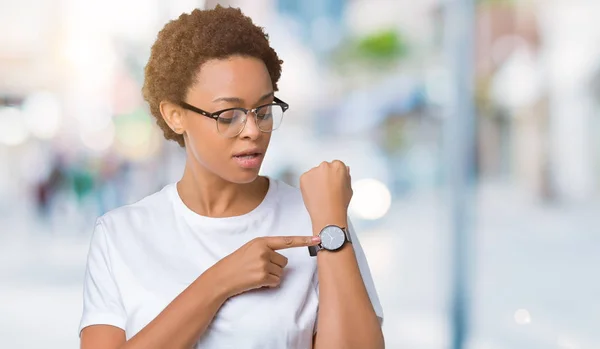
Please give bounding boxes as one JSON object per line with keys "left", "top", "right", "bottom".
{"left": 267, "top": 262, "right": 284, "bottom": 278}
{"left": 265, "top": 236, "right": 321, "bottom": 251}
{"left": 332, "top": 160, "right": 347, "bottom": 169}
{"left": 270, "top": 251, "right": 288, "bottom": 268}
{"left": 264, "top": 274, "right": 280, "bottom": 288}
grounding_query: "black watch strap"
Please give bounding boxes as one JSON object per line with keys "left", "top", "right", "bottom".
{"left": 308, "top": 244, "right": 320, "bottom": 257}
{"left": 344, "top": 227, "right": 352, "bottom": 243}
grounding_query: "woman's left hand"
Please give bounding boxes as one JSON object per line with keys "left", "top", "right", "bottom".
{"left": 299, "top": 160, "right": 353, "bottom": 230}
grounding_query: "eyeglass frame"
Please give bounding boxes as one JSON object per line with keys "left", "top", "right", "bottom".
{"left": 178, "top": 96, "right": 289, "bottom": 136}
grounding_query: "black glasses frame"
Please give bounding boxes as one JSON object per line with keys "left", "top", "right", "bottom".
{"left": 179, "top": 97, "right": 289, "bottom": 121}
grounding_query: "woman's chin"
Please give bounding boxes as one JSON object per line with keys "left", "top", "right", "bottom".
{"left": 227, "top": 168, "right": 262, "bottom": 184}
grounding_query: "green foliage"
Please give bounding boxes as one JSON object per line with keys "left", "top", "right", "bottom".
{"left": 354, "top": 29, "right": 408, "bottom": 61}
{"left": 330, "top": 28, "right": 409, "bottom": 74}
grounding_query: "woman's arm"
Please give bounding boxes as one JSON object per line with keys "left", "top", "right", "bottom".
{"left": 299, "top": 161, "right": 384, "bottom": 349}
{"left": 311, "top": 216, "right": 384, "bottom": 349}
{"left": 81, "top": 268, "right": 228, "bottom": 349}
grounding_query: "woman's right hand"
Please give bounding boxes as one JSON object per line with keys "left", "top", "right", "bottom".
{"left": 207, "top": 236, "right": 321, "bottom": 299}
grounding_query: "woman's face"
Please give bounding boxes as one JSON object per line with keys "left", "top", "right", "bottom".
{"left": 181, "top": 55, "right": 275, "bottom": 184}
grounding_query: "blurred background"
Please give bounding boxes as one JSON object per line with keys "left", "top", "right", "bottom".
{"left": 1, "top": 0, "right": 599, "bottom": 348}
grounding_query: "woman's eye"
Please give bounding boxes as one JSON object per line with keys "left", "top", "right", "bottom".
{"left": 257, "top": 112, "right": 272, "bottom": 120}
{"left": 218, "top": 110, "right": 240, "bottom": 124}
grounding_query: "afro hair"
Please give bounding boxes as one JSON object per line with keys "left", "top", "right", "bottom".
{"left": 142, "top": 5, "right": 283, "bottom": 147}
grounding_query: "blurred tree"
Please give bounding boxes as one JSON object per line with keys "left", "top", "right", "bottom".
{"left": 332, "top": 29, "right": 408, "bottom": 69}
{"left": 355, "top": 29, "right": 407, "bottom": 62}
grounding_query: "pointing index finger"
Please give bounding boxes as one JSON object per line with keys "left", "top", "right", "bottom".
{"left": 265, "top": 236, "right": 321, "bottom": 250}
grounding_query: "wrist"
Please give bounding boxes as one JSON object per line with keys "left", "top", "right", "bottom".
{"left": 311, "top": 214, "right": 348, "bottom": 236}
{"left": 199, "top": 265, "right": 234, "bottom": 302}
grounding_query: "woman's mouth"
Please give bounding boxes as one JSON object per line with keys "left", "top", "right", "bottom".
{"left": 232, "top": 153, "right": 264, "bottom": 169}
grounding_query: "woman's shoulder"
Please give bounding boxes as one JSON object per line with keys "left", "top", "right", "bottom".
{"left": 96, "top": 183, "right": 175, "bottom": 234}
{"left": 269, "top": 178, "right": 313, "bottom": 220}
{"left": 270, "top": 178, "right": 304, "bottom": 204}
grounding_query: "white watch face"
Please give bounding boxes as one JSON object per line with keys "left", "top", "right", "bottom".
{"left": 320, "top": 226, "right": 346, "bottom": 250}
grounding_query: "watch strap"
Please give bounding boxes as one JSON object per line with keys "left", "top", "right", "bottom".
{"left": 343, "top": 227, "right": 352, "bottom": 243}
{"left": 308, "top": 244, "right": 320, "bottom": 257}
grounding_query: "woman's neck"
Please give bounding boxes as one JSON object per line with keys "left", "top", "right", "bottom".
{"left": 176, "top": 163, "right": 269, "bottom": 218}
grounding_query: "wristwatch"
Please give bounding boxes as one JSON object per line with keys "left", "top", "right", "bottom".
{"left": 308, "top": 225, "right": 352, "bottom": 257}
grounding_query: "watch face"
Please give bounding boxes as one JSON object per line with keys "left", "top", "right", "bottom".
{"left": 320, "top": 226, "right": 346, "bottom": 251}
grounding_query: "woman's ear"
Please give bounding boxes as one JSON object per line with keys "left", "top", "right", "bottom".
{"left": 159, "top": 101, "right": 185, "bottom": 134}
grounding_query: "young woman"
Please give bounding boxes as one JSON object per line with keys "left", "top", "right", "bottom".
{"left": 79, "top": 6, "right": 384, "bottom": 349}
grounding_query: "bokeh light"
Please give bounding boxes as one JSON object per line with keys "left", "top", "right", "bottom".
{"left": 80, "top": 120, "right": 116, "bottom": 153}
{"left": 349, "top": 178, "right": 392, "bottom": 220}
{"left": 22, "top": 92, "right": 63, "bottom": 140}
{"left": 514, "top": 309, "right": 532, "bottom": 325}
{"left": 0, "top": 107, "right": 29, "bottom": 146}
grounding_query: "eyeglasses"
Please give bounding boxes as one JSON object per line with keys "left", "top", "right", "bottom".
{"left": 179, "top": 97, "right": 289, "bottom": 138}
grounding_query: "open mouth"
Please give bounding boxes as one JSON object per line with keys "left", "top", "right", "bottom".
{"left": 232, "top": 152, "right": 264, "bottom": 169}
{"left": 233, "top": 153, "right": 261, "bottom": 159}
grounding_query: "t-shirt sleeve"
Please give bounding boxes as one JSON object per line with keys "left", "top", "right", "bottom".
{"left": 312, "top": 219, "right": 384, "bottom": 333}
{"left": 79, "top": 218, "right": 127, "bottom": 336}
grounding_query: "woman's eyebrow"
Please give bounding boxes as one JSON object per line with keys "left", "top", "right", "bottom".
{"left": 212, "top": 91, "right": 274, "bottom": 105}
{"left": 256, "top": 91, "right": 275, "bottom": 103}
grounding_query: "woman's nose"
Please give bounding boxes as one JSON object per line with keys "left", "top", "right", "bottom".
{"left": 238, "top": 111, "right": 261, "bottom": 139}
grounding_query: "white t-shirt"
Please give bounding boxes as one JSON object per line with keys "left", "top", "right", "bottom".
{"left": 80, "top": 177, "right": 383, "bottom": 349}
